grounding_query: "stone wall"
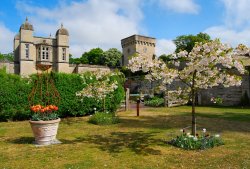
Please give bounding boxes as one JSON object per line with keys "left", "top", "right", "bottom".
{"left": 76, "top": 64, "right": 110, "bottom": 73}
{"left": 0, "top": 62, "right": 15, "bottom": 74}
{"left": 125, "top": 73, "right": 250, "bottom": 106}
{"left": 0, "top": 61, "right": 110, "bottom": 75}
{"left": 199, "top": 75, "right": 249, "bottom": 106}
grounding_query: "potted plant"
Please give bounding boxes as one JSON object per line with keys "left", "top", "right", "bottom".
{"left": 28, "top": 65, "right": 61, "bottom": 146}
{"left": 29, "top": 104, "right": 60, "bottom": 145}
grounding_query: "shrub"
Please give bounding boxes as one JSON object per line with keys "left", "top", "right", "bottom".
{"left": 144, "top": 97, "right": 164, "bottom": 107}
{"left": 0, "top": 68, "right": 31, "bottom": 121}
{"left": 0, "top": 68, "right": 125, "bottom": 121}
{"left": 168, "top": 129, "right": 224, "bottom": 150}
{"left": 88, "top": 112, "right": 119, "bottom": 125}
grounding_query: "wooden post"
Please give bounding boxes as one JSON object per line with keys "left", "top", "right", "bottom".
{"left": 136, "top": 98, "right": 140, "bottom": 116}
{"left": 125, "top": 88, "right": 130, "bottom": 111}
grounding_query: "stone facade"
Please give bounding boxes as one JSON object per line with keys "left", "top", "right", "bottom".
{"left": 121, "top": 35, "right": 156, "bottom": 66}
{"left": 0, "top": 18, "right": 110, "bottom": 76}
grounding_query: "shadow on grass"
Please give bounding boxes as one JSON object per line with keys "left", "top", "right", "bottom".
{"left": 196, "top": 112, "right": 250, "bottom": 122}
{"left": 61, "top": 117, "right": 86, "bottom": 125}
{"left": 8, "top": 137, "right": 34, "bottom": 144}
{"left": 61, "top": 131, "right": 163, "bottom": 155}
{"left": 119, "top": 115, "right": 191, "bottom": 129}
{"left": 118, "top": 113, "right": 250, "bottom": 133}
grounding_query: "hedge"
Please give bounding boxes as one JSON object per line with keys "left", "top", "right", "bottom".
{"left": 0, "top": 68, "right": 125, "bottom": 121}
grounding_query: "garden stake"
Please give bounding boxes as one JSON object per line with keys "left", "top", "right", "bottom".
{"left": 137, "top": 98, "right": 140, "bottom": 116}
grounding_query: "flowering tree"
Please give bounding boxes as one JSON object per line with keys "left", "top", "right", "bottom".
{"left": 76, "top": 70, "right": 119, "bottom": 112}
{"left": 128, "top": 53, "right": 178, "bottom": 90}
{"left": 127, "top": 39, "right": 248, "bottom": 135}
{"left": 174, "top": 40, "right": 247, "bottom": 135}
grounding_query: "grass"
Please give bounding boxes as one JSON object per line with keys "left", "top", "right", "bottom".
{"left": 0, "top": 106, "right": 250, "bottom": 169}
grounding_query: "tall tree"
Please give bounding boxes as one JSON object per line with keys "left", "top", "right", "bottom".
{"left": 86, "top": 48, "right": 104, "bottom": 65}
{"left": 80, "top": 52, "right": 89, "bottom": 64}
{"left": 102, "top": 48, "right": 122, "bottom": 67}
{"left": 173, "top": 32, "right": 211, "bottom": 53}
{"left": 127, "top": 40, "right": 247, "bottom": 136}
{"left": 0, "top": 53, "right": 14, "bottom": 62}
{"left": 69, "top": 54, "right": 82, "bottom": 64}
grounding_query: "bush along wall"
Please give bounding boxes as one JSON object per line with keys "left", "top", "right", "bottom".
{"left": 0, "top": 68, "right": 125, "bottom": 121}
{"left": 0, "top": 68, "right": 31, "bottom": 121}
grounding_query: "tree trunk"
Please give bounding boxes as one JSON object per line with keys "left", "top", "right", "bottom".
{"left": 103, "top": 97, "right": 105, "bottom": 112}
{"left": 191, "top": 70, "right": 197, "bottom": 136}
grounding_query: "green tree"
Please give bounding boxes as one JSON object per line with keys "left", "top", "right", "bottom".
{"left": 69, "top": 54, "right": 81, "bottom": 64}
{"left": 103, "top": 48, "right": 122, "bottom": 67}
{"left": 158, "top": 54, "right": 172, "bottom": 63}
{"left": 173, "top": 32, "right": 211, "bottom": 53}
{"left": 80, "top": 52, "right": 89, "bottom": 64}
{"left": 0, "top": 53, "right": 14, "bottom": 62}
{"left": 84, "top": 48, "right": 104, "bottom": 65}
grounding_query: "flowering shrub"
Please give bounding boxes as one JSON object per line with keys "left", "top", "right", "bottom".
{"left": 88, "top": 112, "right": 119, "bottom": 125}
{"left": 76, "top": 70, "right": 121, "bottom": 112}
{"left": 54, "top": 71, "right": 124, "bottom": 117}
{"left": 211, "top": 97, "right": 223, "bottom": 105}
{"left": 169, "top": 128, "right": 224, "bottom": 150}
{"left": 30, "top": 104, "right": 59, "bottom": 121}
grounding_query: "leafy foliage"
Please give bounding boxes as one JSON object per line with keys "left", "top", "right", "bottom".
{"left": 31, "top": 111, "right": 59, "bottom": 121}
{"left": 158, "top": 54, "right": 173, "bottom": 63}
{"left": 173, "top": 32, "right": 211, "bottom": 53}
{"left": 144, "top": 97, "right": 164, "bottom": 107}
{"left": 69, "top": 54, "right": 81, "bottom": 64}
{"left": 69, "top": 48, "right": 122, "bottom": 67}
{"left": 0, "top": 68, "right": 31, "bottom": 121}
{"left": 85, "top": 48, "right": 104, "bottom": 65}
{"left": 102, "top": 48, "right": 122, "bottom": 67}
{"left": 0, "top": 68, "right": 125, "bottom": 121}
{"left": 88, "top": 112, "right": 120, "bottom": 125}
{"left": 0, "top": 53, "right": 14, "bottom": 62}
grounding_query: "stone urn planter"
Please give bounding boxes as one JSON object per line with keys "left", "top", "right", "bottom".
{"left": 29, "top": 118, "right": 61, "bottom": 146}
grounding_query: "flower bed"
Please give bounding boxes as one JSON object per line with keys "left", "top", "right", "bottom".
{"left": 168, "top": 128, "right": 224, "bottom": 150}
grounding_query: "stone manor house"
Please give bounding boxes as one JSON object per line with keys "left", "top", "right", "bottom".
{"left": 0, "top": 18, "right": 110, "bottom": 76}
{"left": 0, "top": 18, "right": 156, "bottom": 76}
{"left": 0, "top": 18, "right": 250, "bottom": 106}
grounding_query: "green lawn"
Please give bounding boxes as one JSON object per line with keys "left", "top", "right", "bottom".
{"left": 0, "top": 106, "right": 250, "bottom": 169}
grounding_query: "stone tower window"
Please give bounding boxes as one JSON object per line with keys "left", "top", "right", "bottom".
{"left": 41, "top": 46, "right": 49, "bottom": 60}
{"left": 25, "top": 44, "right": 29, "bottom": 58}
{"left": 62, "top": 48, "right": 66, "bottom": 61}
{"left": 127, "top": 48, "right": 130, "bottom": 54}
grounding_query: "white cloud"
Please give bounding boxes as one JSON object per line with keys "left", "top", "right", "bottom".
{"left": 15, "top": 0, "right": 143, "bottom": 57}
{"left": 205, "top": 26, "right": 250, "bottom": 46}
{"left": 156, "top": 39, "right": 176, "bottom": 56}
{"left": 159, "top": 0, "right": 200, "bottom": 14}
{"left": 221, "top": 0, "right": 250, "bottom": 28}
{"left": 0, "top": 23, "right": 15, "bottom": 54}
{"left": 204, "top": 0, "right": 250, "bottom": 47}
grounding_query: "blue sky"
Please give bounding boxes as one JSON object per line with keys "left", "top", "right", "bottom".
{"left": 1, "top": 0, "right": 250, "bottom": 57}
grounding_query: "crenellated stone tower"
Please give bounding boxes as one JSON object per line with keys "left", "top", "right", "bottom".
{"left": 121, "top": 34, "right": 156, "bottom": 66}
